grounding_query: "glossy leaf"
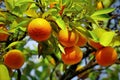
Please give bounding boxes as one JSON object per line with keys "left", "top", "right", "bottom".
{"left": 25, "top": 9, "right": 38, "bottom": 18}
{"left": 10, "top": 20, "right": 18, "bottom": 29}
{"left": 92, "top": 27, "right": 106, "bottom": 39}
{"left": 0, "top": 64, "right": 10, "bottom": 80}
{"left": 53, "top": 16, "right": 66, "bottom": 30}
{"left": 5, "top": 41, "right": 23, "bottom": 50}
{"left": 42, "top": 9, "right": 58, "bottom": 18}
{"left": 109, "top": 36, "right": 120, "bottom": 47}
{"left": 0, "top": 17, "right": 6, "bottom": 22}
{"left": 4, "top": 0, "right": 15, "bottom": 10}
{"left": 100, "top": 31, "right": 115, "bottom": 46}
{"left": 88, "top": 30, "right": 99, "bottom": 42}
{"left": 91, "top": 8, "right": 115, "bottom": 16}
{"left": 91, "top": 14, "right": 110, "bottom": 21}
{"left": 76, "top": 26, "right": 90, "bottom": 37}
{"left": 15, "top": 0, "right": 34, "bottom": 6}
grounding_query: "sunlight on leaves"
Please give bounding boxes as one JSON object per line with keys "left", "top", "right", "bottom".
{"left": 100, "top": 31, "right": 115, "bottom": 46}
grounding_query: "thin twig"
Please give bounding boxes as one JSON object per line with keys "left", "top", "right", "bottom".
{"left": 17, "top": 69, "right": 21, "bottom": 80}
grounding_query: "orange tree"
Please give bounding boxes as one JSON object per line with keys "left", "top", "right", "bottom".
{"left": 0, "top": 0, "right": 120, "bottom": 80}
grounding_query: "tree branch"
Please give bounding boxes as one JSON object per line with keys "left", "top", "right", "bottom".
{"left": 35, "top": 0, "right": 44, "bottom": 13}
{"left": 67, "top": 61, "right": 97, "bottom": 80}
{"left": 17, "top": 69, "right": 21, "bottom": 80}
{"left": 60, "top": 58, "right": 97, "bottom": 80}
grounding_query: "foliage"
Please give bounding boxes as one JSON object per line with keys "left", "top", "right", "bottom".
{"left": 0, "top": 0, "right": 120, "bottom": 80}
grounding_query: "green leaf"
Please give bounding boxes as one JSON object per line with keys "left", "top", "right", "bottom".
{"left": 58, "top": 43, "right": 65, "bottom": 54}
{"left": 24, "top": 3, "right": 38, "bottom": 18}
{"left": 91, "top": 8, "right": 115, "bottom": 16}
{"left": 25, "top": 9, "right": 38, "bottom": 18}
{"left": 15, "top": 0, "right": 34, "bottom": 6}
{"left": 19, "top": 26, "right": 26, "bottom": 32}
{"left": 42, "top": 9, "right": 57, "bottom": 18}
{"left": 6, "top": 13, "right": 16, "bottom": 22}
{"left": 101, "top": 0, "right": 114, "bottom": 8}
{"left": 17, "top": 20, "right": 29, "bottom": 27}
{"left": 11, "top": 0, "right": 34, "bottom": 17}
{"left": 62, "top": 0, "right": 73, "bottom": 8}
{"left": 91, "top": 14, "right": 110, "bottom": 21}
{"left": 100, "top": 31, "right": 115, "bottom": 46}
{"left": 53, "top": 16, "right": 66, "bottom": 30}
{"left": 9, "top": 20, "right": 29, "bottom": 33}
{"left": 5, "top": 41, "right": 23, "bottom": 50}
{"left": 0, "top": 16, "right": 6, "bottom": 22}
{"left": 88, "top": 30, "right": 99, "bottom": 42}
{"left": 92, "top": 27, "right": 106, "bottom": 39}
{"left": 21, "top": 75, "right": 28, "bottom": 80}
{"left": 4, "top": 0, "right": 15, "bottom": 10}
{"left": 0, "top": 64, "right": 10, "bottom": 80}
{"left": 0, "top": 12, "right": 6, "bottom": 18}
{"left": 109, "top": 36, "right": 120, "bottom": 47}
{"left": 12, "top": 6, "right": 23, "bottom": 17}
{"left": 76, "top": 26, "right": 90, "bottom": 37}
{"left": 10, "top": 20, "right": 18, "bottom": 29}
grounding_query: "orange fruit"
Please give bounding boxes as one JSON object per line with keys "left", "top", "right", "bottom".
{"left": 76, "top": 33, "right": 87, "bottom": 47}
{"left": 95, "top": 46, "right": 117, "bottom": 66}
{"left": 61, "top": 46, "right": 83, "bottom": 65}
{"left": 27, "top": 18, "right": 52, "bottom": 42}
{"left": 58, "top": 30, "right": 78, "bottom": 47}
{"left": 0, "top": 25, "right": 9, "bottom": 41}
{"left": 88, "top": 38, "right": 104, "bottom": 49}
{"left": 4, "top": 49, "right": 25, "bottom": 69}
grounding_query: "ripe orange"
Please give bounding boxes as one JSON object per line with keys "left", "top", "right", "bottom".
{"left": 76, "top": 33, "right": 87, "bottom": 47}
{"left": 27, "top": 18, "right": 52, "bottom": 42}
{"left": 95, "top": 46, "right": 117, "bottom": 66}
{"left": 58, "top": 30, "right": 78, "bottom": 47}
{"left": 4, "top": 49, "right": 25, "bottom": 69}
{"left": 0, "top": 25, "right": 9, "bottom": 41}
{"left": 61, "top": 46, "right": 83, "bottom": 65}
{"left": 88, "top": 38, "right": 104, "bottom": 49}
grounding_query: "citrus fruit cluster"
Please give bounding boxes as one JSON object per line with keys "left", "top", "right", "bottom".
{"left": 27, "top": 18, "right": 87, "bottom": 65}
{"left": 58, "top": 29, "right": 88, "bottom": 65}
{"left": 27, "top": 18, "right": 118, "bottom": 66}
